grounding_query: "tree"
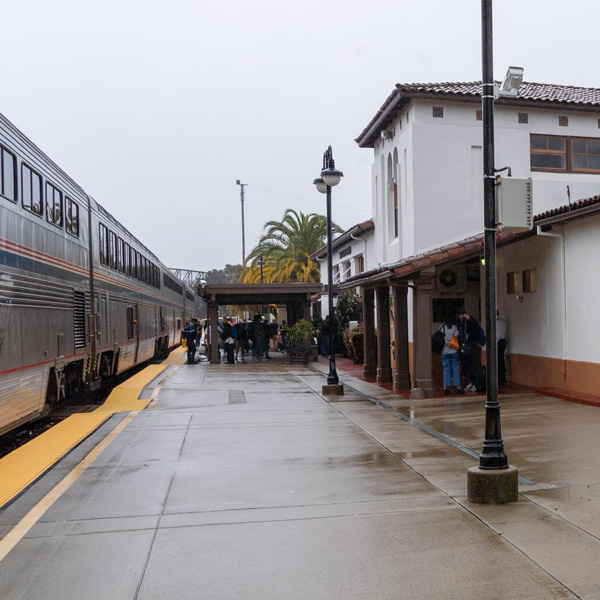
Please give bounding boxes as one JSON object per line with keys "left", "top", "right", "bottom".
{"left": 204, "top": 264, "right": 242, "bottom": 284}
{"left": 241, "top": 209, "right": 343, "bottom": 284}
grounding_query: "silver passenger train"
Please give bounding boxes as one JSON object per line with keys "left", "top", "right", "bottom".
{"left": 0, "top": 111, "right": 197, "bottom": 436}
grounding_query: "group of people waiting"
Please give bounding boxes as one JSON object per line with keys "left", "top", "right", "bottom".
{"left": 437, "top": 307, "right": 507, "bottom": 395}
{"left": 182, "top": 316, "right": 287, "bottom": 365}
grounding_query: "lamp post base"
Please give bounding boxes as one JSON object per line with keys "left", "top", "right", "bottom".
{"left": 322, "top": 384, "right": 344, "bottom": 396}
{"left": 467, "top": 465, "right": 519, "bottom": 504}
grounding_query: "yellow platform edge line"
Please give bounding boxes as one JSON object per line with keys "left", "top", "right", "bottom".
{"left": 0, "top": 413, "right": 110, "bottom": 507}
{"left": 0, "top": 363, "right": 169, "bottom": 508}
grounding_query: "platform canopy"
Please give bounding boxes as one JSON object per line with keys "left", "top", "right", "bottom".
{"left": 197, "top": 283, "right": 322, "bottom": 306}
{"left": 197, "top": 283, "right": 323, "bottom": 363}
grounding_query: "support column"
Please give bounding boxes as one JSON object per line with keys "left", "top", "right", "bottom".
{"left": 362, "top": 288, "right": 376, "bottom": 378}
{"left": 391, "top": 282, "right": 410, "bottom": 390}
{"left": 302, "top": 298, "right": 311, "bottom": 322}
{"left": 376, "top": 286, "right": 392, "bottom": 384}
{"left": 410, "top": 270, "right": 435, "bottom": 398}
{"left": 208, "top": 300, "right": 219, "bottom": 364}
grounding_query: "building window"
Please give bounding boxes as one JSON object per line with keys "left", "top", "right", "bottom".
{"left": 571, "top": 137, "right": 600, "bottom": 172}
{"left": 99, "top": 223, "right": 109, "bottom": 266}
{"left": 45, "top": 182, "right": 63, "bottom": 228}
{"left": 507, "top": 271, "right": 522, "bottom": 294}
{"left": 109, "top": 231, "right": 117, "bottom": 270}
{"left": 530, "top": 135, "right": 567, "bottom": 171}
{"left": 21, "top": 164, "right": 43, "bottom": 216}
{"left": 559, "top": 116, "right": 568, "bottom": 127}
{"left": 531, "top": 134, "right": 600, "bottom": 173}
{"left": 355, "top": 255, "right": 365, "bottom": 274}
{"left": 342, "top": 260, "right": 351, "bottom": 280}
{"left": 518, "top": 113, "right": 528, "bottom": 124}
{"left": 65, "top": 198, "right": 79, "bottom": 237}
{"left": 476, "top": 110, "right": 482, "bottom": 121}
{"left": 523, "top": 268, "right": 537, "bottom": 293}
{"left": 433, "top": 107, "right": 444, "bottom": 118}
{"left": 333, "top": 264, "right": 340, "bottom": 283}
{"left": 0, "top": 145, "right": 17, "bottom": 202}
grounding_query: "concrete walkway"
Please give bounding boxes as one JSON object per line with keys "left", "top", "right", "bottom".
{"left": 0, "top": 351, "right": 599, "bottom": 599}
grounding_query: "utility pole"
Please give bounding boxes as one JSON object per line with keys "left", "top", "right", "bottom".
{"left": 236, "top": 180, "right": 247, "bottom": 265}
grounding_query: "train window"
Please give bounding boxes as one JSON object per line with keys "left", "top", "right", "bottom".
{"left": 127, "top": 307, "right": 134, "bottom": 340}
{"left": 99, "top": 224, "right": 109, "bottom": 266}
{"left": 117, "top": 238, "right": 124, "bottom": 273}
{"left": 0, "top": 145, "right": 17, "bottom": 202}
{"left": 124, "top": 242, "right": 130, "bottom": 275}
{"left": 65, "top": 198, "right": 79, "bottom": 237}
{"left": 45, "top": 182, "right": 63, "bottom": 228}
{"left": 21, "top": 164, "right": 43, "bottom": 216}
{"left": 135, "top": 251, "right": 141, "bottom": 280}
{"left": 109, "top": 231, "right": 117, "bottom": 270}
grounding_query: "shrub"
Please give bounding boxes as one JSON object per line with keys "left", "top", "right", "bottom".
{"left": 286, "top": 319, "right": 313, "bottom": 348}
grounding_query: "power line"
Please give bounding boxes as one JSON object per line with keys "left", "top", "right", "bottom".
{"left": 246, "top": 185, "right": 371, "bottom": 213}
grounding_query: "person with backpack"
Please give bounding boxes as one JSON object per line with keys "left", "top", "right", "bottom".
{"left": 440, "top": 313, "right": 463, "bottom": 395}
{"left": 458, "top": 307, "right": 482, "bottom": 392}
{"left": 183, "top": 319, "right": 197, "bottom": 365}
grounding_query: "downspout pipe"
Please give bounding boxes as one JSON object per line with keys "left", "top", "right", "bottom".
{"left": 536, "top": 226, "right": 567, "bottom": 378}
{"left": 350, "top": 233, "right": 367, "bottom": 273}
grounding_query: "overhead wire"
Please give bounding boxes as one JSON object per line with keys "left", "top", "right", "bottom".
{"left": 246, "top": 184, "right": 371, "bottom": 212}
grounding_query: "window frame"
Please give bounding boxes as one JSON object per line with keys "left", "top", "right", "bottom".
{"left": 45, "top": 181, "right": 64, "bottom": 229}
{"left": 108, "top": 231, "right": 117, "bottom": 270}
{"left": 99, "top": 223, "right": 109, "bottom": 266}
{"left": 21, "top": 163, "right": 43, "bottom": 217}
{"left": 530, "top": 134, "right": 568, "bottom": 173}
{"left": 65, "top": 198, "right": 80, "bottom": 237}
{"left": 530, "top": 133, "right": 600, "bottom": 174}
{"left": 0, "top": 145, "right": 17, "bottom": 203}
{"left": 570, "top": 136, "right": 600, "bottom": 173}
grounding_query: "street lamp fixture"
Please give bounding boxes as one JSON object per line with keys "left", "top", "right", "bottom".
{"left": 314, "top": 146, "right": 344, "bottom": 394}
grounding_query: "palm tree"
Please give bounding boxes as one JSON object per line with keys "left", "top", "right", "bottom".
{"left": 241, "top": 209, "right": 343, "bottom": 284}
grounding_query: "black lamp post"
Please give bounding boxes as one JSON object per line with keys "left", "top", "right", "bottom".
{"left": 480, "top": 0, "right": 507, "bottom": 469}
{"left": 314, "top": 146, "right": 343, "bottom": 386}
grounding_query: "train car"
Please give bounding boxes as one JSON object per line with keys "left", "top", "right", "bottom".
{"left": 0, "top": 111, "right": 195, "bottom": 436}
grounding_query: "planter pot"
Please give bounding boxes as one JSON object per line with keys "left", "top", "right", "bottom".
{"left": 289, "top": 355, "right": 311, "bottom": 366}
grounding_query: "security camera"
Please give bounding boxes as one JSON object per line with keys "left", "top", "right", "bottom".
{"left": 499, "top": 66, "right": 524, "bottom": 98}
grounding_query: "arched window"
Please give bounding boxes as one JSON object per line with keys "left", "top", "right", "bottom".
{"left": 387, "top": 154, "right": 396, "bottom": 239}
{"left": 393, "top": 149, "right": 399, "bottom": 239}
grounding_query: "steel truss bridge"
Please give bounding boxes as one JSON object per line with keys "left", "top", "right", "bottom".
{"left": 169, "top": 269, "right": 207, "bottom": 286}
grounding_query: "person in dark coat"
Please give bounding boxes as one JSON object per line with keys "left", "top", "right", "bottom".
{"left": 220, "top": 319, "right": 235, "bottom": 364}
{"left": 183, "top": 319, "right": 197, "bottom": 364}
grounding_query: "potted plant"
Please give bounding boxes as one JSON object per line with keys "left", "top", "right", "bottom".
{"left": 286, "top": 319, "right": 313, "bottom": 365}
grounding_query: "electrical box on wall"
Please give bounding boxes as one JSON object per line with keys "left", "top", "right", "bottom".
{"left": 496, "top": 177, "right": 533, "bottom": 232}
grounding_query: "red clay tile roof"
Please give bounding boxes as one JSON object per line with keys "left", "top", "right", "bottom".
{"left": 356, "top": 81, "right": 600, "bottom": 148}
{"left": 340, "top": 193, "right": 600, "bottom": 288}
{"left": 311, "top": 218, "right": 374, "bottom": 260}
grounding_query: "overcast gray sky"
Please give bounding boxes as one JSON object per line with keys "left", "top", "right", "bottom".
{"left": 1, "top": 0, "right": 597, "bottom": 271}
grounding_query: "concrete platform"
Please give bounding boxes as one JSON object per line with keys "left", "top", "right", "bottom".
{"left": 1, "top": 351, "right": 599, "bottom": 598}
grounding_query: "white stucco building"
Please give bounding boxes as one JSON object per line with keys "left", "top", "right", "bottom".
{"left": 335, "top": 80, "right": 600, "bottom": 398}
{"left": 311, "top": 219, "right": 374, "bottom": 318}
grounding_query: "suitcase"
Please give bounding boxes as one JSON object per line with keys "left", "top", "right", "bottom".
{"left": 475, "top": 365, "right": 487, "bottom": 392}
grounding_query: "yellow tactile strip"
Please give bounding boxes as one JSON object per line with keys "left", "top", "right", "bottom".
{"left": 0, "top": 364, "right": 167, "bottom": 508}
{"left": 0, "top": 413, "right": 109, "bottom": 508}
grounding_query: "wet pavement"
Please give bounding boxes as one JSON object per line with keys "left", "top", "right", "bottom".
{"left": 1, "top": 350, "right": 599, "bottom": 599}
